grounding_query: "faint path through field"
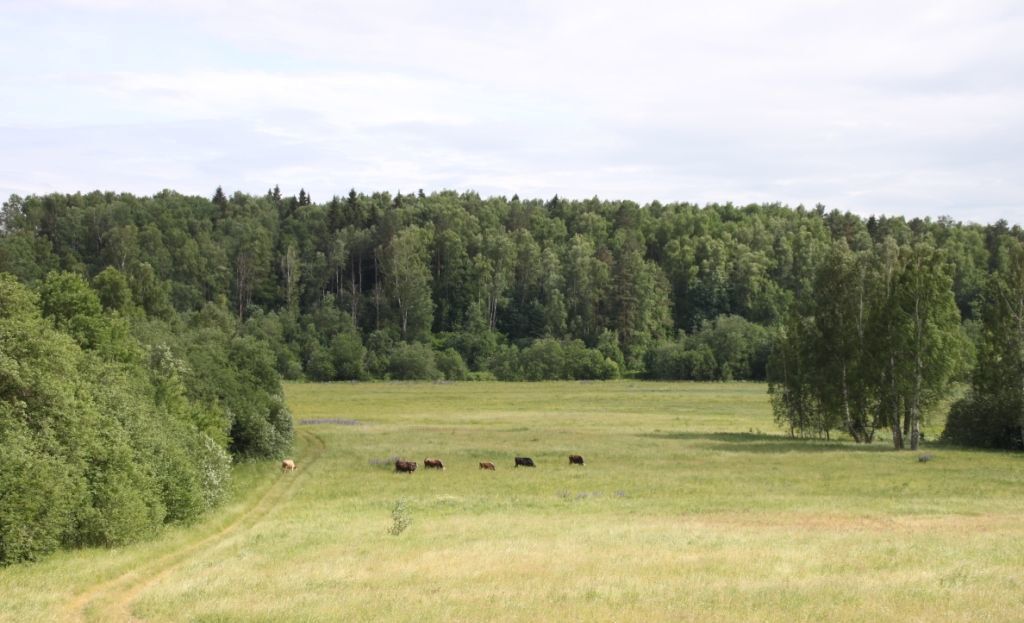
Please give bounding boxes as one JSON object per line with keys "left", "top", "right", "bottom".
{"left": 62, "top": 428, "right": 326, "bottom": 622}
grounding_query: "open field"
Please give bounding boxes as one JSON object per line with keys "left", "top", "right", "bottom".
{"left": 2, "top": 381, "right": 1024, "bottom": 622}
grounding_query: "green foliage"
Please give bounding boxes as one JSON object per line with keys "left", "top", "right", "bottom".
{"left": 330, "top": 332, "right": 367, "bottom": 380}
{"left": 485, "top": 344, "right": 522, "bottom": 381}
{"left": 388, "top": 499, "right": 412, "bottom": 536}
{"left": 224, "top": 336, "right": 293, "bottom": 458}
{"left": 387, "top": 342, "right": 442, "bottom": 381}
{"left": 435, "top": 347, "right": 469, "bottom": 380}
{"left": 642, "top": 314, "right": 769, "bottom": 382}
{"left": 0, "top": 268, "right": 293, "bottom": 565}
{"left": 484, "top": 338, "right": 617, "bottom": 381}
{"left": 0, "top": 421, "right": 80, "bottom": 565}
{"left": 435, "top": 327, "right": 499, "bottom": 371}
{"left": 943, "top": 392, "right": 1022, "bottom": 449}
{"left": 365, "top": 330, "right": 395, "bottom": 378}
{"left": 943, "top": 237, "right": 1024, "bottom": 449}
{"left": 38, "top": 271, "right": 106, "bottom": 348}
{"left": 691, "top": 315, "right": 772, "bottom": 380}
{"left": 562, "top": 340, "right": 619, "bottom": 380}
{"left": 4, "top": 190, "right": 1013, "bottom": 383}
{"left": 305, "top": 343, "right": 335, "bottom": 381}
{"left": 92, "top": 266, "right": 134, "bottom": 314}
{"left": 519, "top": 338, "right": 566, "bottom": 381}
{"left": 770, "top": 238, "right": 965, "bottom": 445}
{"left": 644, "top": 340, "right": 717, "bottom": 381}
{"left": 596, "top": 329, "right": 625, "bottom": 370}
{"left": 0, "top": 274, "right": 238, "bottom": 564}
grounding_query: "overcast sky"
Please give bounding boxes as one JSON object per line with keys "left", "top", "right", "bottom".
{"left": 1, "top": 0, "right": 1021, "bottom": 224}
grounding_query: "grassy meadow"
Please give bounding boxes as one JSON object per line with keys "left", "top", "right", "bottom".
{"left": 2, "top": 381, "right": 1024, "bottom": 622}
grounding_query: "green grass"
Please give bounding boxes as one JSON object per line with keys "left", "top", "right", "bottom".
{"left": 2, "top": 381, "right": 1024, "bottom": 622}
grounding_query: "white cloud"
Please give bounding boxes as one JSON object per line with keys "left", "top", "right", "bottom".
{"left": 1, "top": 0, "right": 1021, "bottom": 223}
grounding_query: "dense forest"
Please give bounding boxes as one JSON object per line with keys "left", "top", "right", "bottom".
{"left": 2, "top": 188, "right": 1019, "bottom": 381}
{"left": 2, "top": 188, "right": 1023, "bottom": 562}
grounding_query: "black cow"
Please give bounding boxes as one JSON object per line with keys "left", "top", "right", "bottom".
{"left": 569, "top": 454, "right": 585, "bottom": 465}
{"left": 514, "top": 456, "right": 536, "bottom": 468}
{"left": 395, "top": 459, "right": 417, "bottom": 473}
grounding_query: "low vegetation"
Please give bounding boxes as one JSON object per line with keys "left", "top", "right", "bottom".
{"left": 2, "top": 381, "right": 1022, "bottom": 622}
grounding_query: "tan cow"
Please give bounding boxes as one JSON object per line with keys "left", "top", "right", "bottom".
{"left": 479, "top": 461, "right": 496, "bottom": 470}
{"left": 281, "top": 459, "right": 296, "bottom": 471}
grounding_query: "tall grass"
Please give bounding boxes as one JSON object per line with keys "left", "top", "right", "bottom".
{"left": 2, "top": 381, "right": 1022, "bottom": 622}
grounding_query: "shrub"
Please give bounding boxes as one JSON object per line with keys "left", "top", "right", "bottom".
{"left": 365, "top": 330, "right": 395, "bottom": 378}
{"left": 685, "top": 344, "right": 719, "bottom": 380}
{"left": 305, "top": 343, "right": 335, "bottom": 381}
{"left": 564, "top": 340, "right": 618, "bottom": 380}
{"left": 519, "top": 338, "right": 565, "bottom": 380}
{"left": 644, "top": 340, "right": 718, "bottom": 380}
{"left": 596, "top": 329, "right": 625, "bottom": 370}
{"left": 193, "top": 433, "right": 232, "bottom": 509}
{"left": 644, "top": 341, "right": 689, "bottom": 379}
{"left": 435, "top": 330, "right": 499, "bottom": 371}
{"left": 435, "top": 348, "right": 469, "bottom": 380}
{"left": 943, "top": 393, "right": 1023, "bottom": 450}
{"left": 691, "top": 315, "right": 772, "bottom": 380}
{"left": 387, "top": 342, "right": 442, "bottom": 380}
{"left": 485, "top": 344, "right": 522, "bottom": 381}
{"left": 331, "top": 332, "right": 367, "bottom": 380}
{"left": 388, "top": 499, "right": 413, "bottom": 536}
{"left": 0, "top": 422, "right": 81, "bottom": 565}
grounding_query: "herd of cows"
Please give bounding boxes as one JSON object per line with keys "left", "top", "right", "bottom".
{"left": 392, "top": 455, "right": 585, "bottom": 472}
{"left": 280, "top": 455, "right": 586, "bottom": 473}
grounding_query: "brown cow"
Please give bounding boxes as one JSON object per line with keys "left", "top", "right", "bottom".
{"left": 479, "top": 461, "right": 496, "bottom": 470}
{"left": 281, "top": 459, "right": 296, "bottom": 471}
{"left": 569, "top": 454, "right": 585, "bottom": 465}
{"left": 424, "top": 458, "right": 445, "bottom": 470}
{"left": 394, "top": 459, "right": 417, "bottom": 473}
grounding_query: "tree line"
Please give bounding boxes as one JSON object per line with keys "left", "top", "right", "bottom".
{"left": 1, "top": 188, "right": 1022, "bottom": 445}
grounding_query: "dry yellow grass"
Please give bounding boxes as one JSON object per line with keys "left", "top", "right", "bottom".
{"left": 2, "top": 381, "right": 1023, "bottom": 622}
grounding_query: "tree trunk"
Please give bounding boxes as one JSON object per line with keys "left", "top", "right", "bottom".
{"left": 841, "top": 364, "right": 861, "bottom": 442}
{"left": 349, "top": 257, "right": 360, "bottom": 325}
{"left": 373, "top": 251, "right": 382, "bottom": 331}
{"left": 910, "top": 412, "right": 921, "bottom": 450}
{"left": 890, "top": 355, "right": 903, "bottom": 450}
{"left": 892, "top": 399, "right": 901, "bottom": 446}
{"left": 488, "top": 293, "right": 498, "bottom": 331}
{"left": 909, "top": 296, "right": 924, "bottom": 451}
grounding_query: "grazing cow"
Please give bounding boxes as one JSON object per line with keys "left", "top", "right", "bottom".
{"left": 479, "top": 461, "right": 496, "bottom": 470}
{"left": 514, "top": 456, "right": 536, "bottom": 468}
{"left": 424, "top": 458, "right": 445, "bottom": 470}
{"left": 569, "top": 454, "right": 585, "bottom": 465}
{"left": 281, "top": 459, "right": 296, "bottom": 471}
{"left": 395, "top": 459, "right": 417, "bottom": 473}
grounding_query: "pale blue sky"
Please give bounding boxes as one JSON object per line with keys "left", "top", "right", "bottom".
{"left": 2, "top": 0, "right": 1022, "bottom": 224}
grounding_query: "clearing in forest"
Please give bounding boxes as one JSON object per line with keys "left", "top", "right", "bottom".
{"left": 2, "top": 381, "right": 1023, "bottom": 622}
